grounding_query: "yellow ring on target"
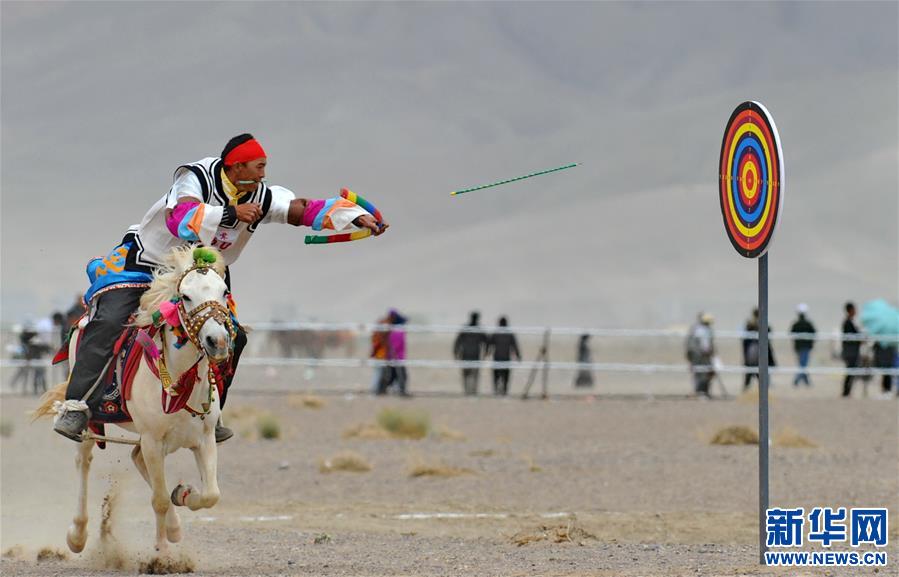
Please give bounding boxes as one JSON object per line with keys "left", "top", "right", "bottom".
{"left": 725, "top": 122, "right": 774, "bottom": 237}
{"left": 742, "top": 161, "right": 758, "bottom": 200}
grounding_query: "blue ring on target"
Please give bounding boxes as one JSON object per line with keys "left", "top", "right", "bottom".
{"left": 732, "top": 137, "right": 768, "bottom": 223}
{"left": 732, "top": 135, "right": 768, "bottom": 223}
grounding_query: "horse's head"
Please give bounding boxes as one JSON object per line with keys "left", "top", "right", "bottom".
{"left": 176, "top": 251, "right": 235, "bottom": 362}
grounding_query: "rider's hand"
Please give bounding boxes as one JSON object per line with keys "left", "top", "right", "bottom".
{"left": 354, "top": 214, "right": 389, "bottom": 236}
{"left": 235, "top": 203, "right": 263, "bottom": 223}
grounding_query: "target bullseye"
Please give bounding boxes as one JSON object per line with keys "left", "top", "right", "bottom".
{"left": 718, "top": 101, "right": 784, "bottom": 258}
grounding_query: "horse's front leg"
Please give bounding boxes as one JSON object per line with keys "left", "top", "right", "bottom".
{"left": 173, "top": 429, "right": 220, "bottom": 511}
{"left": 139, "top": 437, "right": 172, "bottom": 554}
{"left": 131, "top": 446, "right": 181, "bottom": 543}
{"left": 66, "top": 439, "right": 94, "bottom": 553}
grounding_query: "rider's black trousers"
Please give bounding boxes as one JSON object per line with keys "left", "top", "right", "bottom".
{"left": 65, "top": 287, "right": 146, "bottom": 409}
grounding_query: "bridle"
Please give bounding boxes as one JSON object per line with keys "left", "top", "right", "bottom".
{"left": 151, "top": 263, "right": 236, "bottom": 418}
{"left": 176, "top": 265, "right": 237, "bottom": 349}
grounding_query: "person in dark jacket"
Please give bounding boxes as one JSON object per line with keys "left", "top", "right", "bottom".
{"left": 743, "top": 307, "right": 776, "bottom": 391}
{"left": 574, "top": 334, "right": 594, "bottom": 388}
{"left": 841, "top": 301, "right": 862, "bottom": 398}
{"left": 486, "top": 316, "right": 521, "bottom": 396}
{"left": 453, "top": 311, "right": 488, "bottom": 395}
{"left": 790, "top": 303, "right": 816, "bottom": 387}
{"left": 872, "top": 340, "right": 897, "bottom": 395}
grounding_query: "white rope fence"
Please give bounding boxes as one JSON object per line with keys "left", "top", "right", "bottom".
{"left": 234, "top": 358, "right": 899, "bottom": 377}
{"left": 248, "top": 321, "right": 889, "bottom": 342}
{"left": 2, "top": 323, "right": 896, "bottom": 377}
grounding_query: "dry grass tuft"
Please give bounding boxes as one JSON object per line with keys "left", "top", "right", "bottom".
{"left": 408, "top": 456, "right": 474, "bottom": 478}
{"left": 313, "top": 533, "right": 332, "bottom": 545}
{"left": 469, "top": 449, "right": 496, "bottom": 458}
{"left": 710, "top": 425, "right": 759, "bottom": 445}
{"left": 139, "top": 556, "right": 196, "bottom": 574}
{"left": 521, "top": 454, "right": 543, "bottom": 472}
{"left": 344, "top": 408, "right": 432, "bottom": 440}
{"left": 511, "top": 520, "right": 597, "bottom": 546}
{"left": 377, "top": 407, "right": 430, "bottom": 439}
{"left": 3, "top": 546, "right": 24, "bottom": 559}
{"left": 257, "top": 414, "right": 281, "bottom": 440}
{"left": 433, "top": 424, "right": 466, "bottom": 441}
{"left": 319, "top": 451, "right": 372, "bottom": 473}
{"left": 775, "top": 427, "right": 817, "bottom": 448}
{"left": 288, "top": 394, "right": 326, "bottom": 409}
{"left": 225, "top": 405, "right": 282, "bottom": 440}
{"left": 343, "top": 423, "right": 395, "bottom": 440}
{"left": 36, "top": 547, "right": 68, "bottom": 562}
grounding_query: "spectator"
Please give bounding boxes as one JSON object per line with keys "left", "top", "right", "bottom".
{"left": 790, "top": 303, "right": 816, "bottom": 387}
{"left": 7, "top": 324, "right": 29, "bottom": 393}
{"left": 872, "top": 340, "right": 896, "bottom": 396}
{"left": 453, "top": 311, "right": 488, "bottom": 395}
{"left": 841, "top": 302, "right": 861, "bottom": 398}
{"left": 13, "top": 321, "right": 52, "bottom": 395}
{"left": 370, "top": 313, "right": 390, "bottom": 394}
{"left": 31, "top": 315, "right": 58, "bottom": 394}
{"left": 51, "top": 311, "right": 69, "bottom": 381}
{"left": 573, "top": 334, "right": 594, "bottom": 388}
{"left": 686, "top": 313, "right": 715, "bottom": 398}
{"left": 64, "top": 293, "right": 86, "bottom": 329}
{"left": 51, "top": 312, "right": 67, "bottom": 347}
{"left": 486, "top": 316, "right": 520, "bottom": 396}
{"left": 379, "top": 309, "right": 409, "bottom": 396}
{"left": 742, "top": 307, "right": 776, "bottom": 391}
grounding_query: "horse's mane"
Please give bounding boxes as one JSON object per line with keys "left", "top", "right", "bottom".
{"left": 133, "top": 246, "right": 226, "bottom": 326}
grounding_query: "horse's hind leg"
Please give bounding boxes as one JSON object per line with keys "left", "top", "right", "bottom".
{"left": 139, "top": 437, "right": 172, "bottom": 554}
{"left": 66, "top": 439, "right": 94, "bottom": 553}
{"left": 131, "top": 446, "right": 181, "bottom": 543}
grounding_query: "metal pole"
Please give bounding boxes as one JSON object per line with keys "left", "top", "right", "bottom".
{"left": 758, "top": 254, "right": 770, "bottom": 564}
{"left": 541, "top": 329, "right": 550, "bottom": 400}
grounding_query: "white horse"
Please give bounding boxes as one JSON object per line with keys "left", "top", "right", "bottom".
{"left": 36, "top": 246, "right": 235, "bottom": 554}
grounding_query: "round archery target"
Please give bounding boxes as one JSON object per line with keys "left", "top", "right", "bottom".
{"left": 718, "top": 101, "right": 784, "bottom": 258}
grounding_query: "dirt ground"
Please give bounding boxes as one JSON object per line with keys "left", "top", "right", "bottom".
{"left": 1, "top": 390, "right": 896, "bottom": 576}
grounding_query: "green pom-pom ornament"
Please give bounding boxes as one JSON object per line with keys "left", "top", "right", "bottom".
{"left": 193, "top": 247, "right": 217, "bottom": 266}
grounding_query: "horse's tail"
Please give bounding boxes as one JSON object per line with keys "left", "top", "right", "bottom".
{"left": 32, "top": 382, "right": 67, "bottom": 422}
{"left": 33, "top": 325, "right": 81, "bottom": 422}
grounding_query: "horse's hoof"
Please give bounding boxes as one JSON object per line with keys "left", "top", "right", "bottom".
{"left": 66, "top": 525, "right": 87, "bottom": 553}
{"left": 166, "top": 524, "right": 182, "bottom": 543}
{"left": 170, "top": 484, "right": 192, "bottom": 507}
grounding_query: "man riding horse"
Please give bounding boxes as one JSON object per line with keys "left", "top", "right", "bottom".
{"left": 54, "top": 133, "right": 388, "bottom": 443}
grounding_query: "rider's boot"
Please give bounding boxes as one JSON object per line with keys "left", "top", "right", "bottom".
{"left": 53, "top": 401, "right": 91, "bottom": 442}
{"left": 215, "top": 419, "right": 234, "bottom": 443}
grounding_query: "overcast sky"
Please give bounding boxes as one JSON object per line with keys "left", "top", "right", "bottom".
{"left": 2, "top": 1, "right": 896, "bottom": 331}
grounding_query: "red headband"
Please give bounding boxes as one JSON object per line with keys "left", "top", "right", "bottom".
{"left": 223, "top": 139, "right": 266, "bottom": 166}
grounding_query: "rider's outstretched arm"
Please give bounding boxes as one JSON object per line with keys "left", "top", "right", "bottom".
{"left": 286, "top": 197, "right": 387, "bottom": 235}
